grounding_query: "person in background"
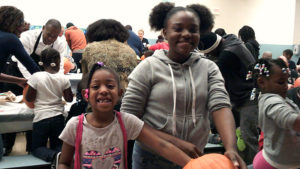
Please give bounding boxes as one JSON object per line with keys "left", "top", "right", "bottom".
{"left": 238, "top": 25, "right": 260, "bottom": 61}
{"left": 25, "top": 48, "right": 73, "bottom": 167}
{"left": 137, "top": 29, "right": 149, "bottom": 53}
{"left": 0, "top": 6, "right": 40, "bottom": 156}
{"left": 250, "top": 58, "right": 300, "bottom": 169}
{"left": 0, "top": 6, "right": 40, "bottom": 87}
{"left": 287, "top": 77, "right": 300, "bottom": 109}
{"left": 214, "top": 28, "right": 226, "bottom": 37}
{"left": 125, "top": 25, "right": 143, "bottom": 57}
{"left": 14, "top": 19, "right": 67, "bottom": 79}
{"left": 121, "top": 2, "right": 246, "bottom": 169}
{"left": 65, "top": 22, "right": 87, "bottom": 72}
{"left": 279, "top": 55, "right": 298, "bottom": 88}
{"left": 261, "top": 51, "right": 272, "bottom": 59}
{"left": 148, "top": 35, "right": 169, "bottom": 51}
{"left": 82, "top": 19, "right": 137, "bottom": 92}
{"left": 199, "top": 32, "right": 258, "bottom": 164}
{"left": 283, "top": 49, "right": 296, "bottom": 70}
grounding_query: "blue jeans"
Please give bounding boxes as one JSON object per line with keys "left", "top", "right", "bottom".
{"left": 132, "top": 142, "right": 181, "bottom": 169}
{"left": 32, "top": 115, "right": 64, "bottom": 162}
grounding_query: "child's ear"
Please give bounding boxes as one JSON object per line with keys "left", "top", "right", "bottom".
{"left": 118, "top": 89, "right": 123, "bottom": 97}
{"left": 81, "top": 89, "right": 88, "bottom": 102}
{"left": 257, "top": 77, "right": 265, "bottom": 89}
{"left": 162, "top": 29, "right": 167, "bottom": 40}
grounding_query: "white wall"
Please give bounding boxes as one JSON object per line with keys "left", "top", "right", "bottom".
{"left": 1, "top": 0, "right": 297, "bottom": 44}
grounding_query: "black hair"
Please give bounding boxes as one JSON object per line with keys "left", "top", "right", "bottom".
{"left": 45, "top": 19, "right": 61, "bottom": 30}
{"left": 238, "top": 25, "right": 256, "bottom": 42}
{"left": 125, "top": 25, "right": 132, "bottom": 30}
{"left": 66, "top": 22, "right": 74, "bottom": 28}
{"left": 283, "top": 49, "right": 293, "bottom": 57}
{"left": 86, "top": 19, "right": 129, "bottom": 43}
{"left": 0, "top": 6, "right": 24, "bottom": 34}
{"left": 156, "top": 35, "right": 165, "bottom": 43}
{"left": 149, "top": 2, "right": 204, "bottom": 32}
{"left": 143, "top": 50, "right": 154, "bottom": 58}
{"left": 40, "top": 48, "right": 60, "bottom": 67}
{"left": 187, "top": 4, "right": 214, "bottom": 34}
{"left": 214, "top": 28, "right": 226, "bottom": 37}
{"left": 249, "top": 58, "right": 288, "bottom": 89}
{"left": 87, "top": 63, "right": 121, "bottom": 89}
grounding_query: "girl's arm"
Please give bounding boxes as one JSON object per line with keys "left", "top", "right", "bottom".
{"left": 149, "top": 129, "right": 202, "bottom": 158}
{"left": 293, "top": 115, "right": 300, "bottom": 132}
{"left": 25, "top": 85, "right": 36, "bottom": 102}
{"left": 63, "top": 87, "right": 73, "bottom": 102}
{"left": 0, "top": 73, "right": 27, "bottom": 88}
{"left": 58, "top": 142, "right": 75, "bottom": 169}
{"left": 137, "top": 123, "right": 192, "bottom": 167}
{"left": 212, "top": 107, "right": 247, "bottom": 169}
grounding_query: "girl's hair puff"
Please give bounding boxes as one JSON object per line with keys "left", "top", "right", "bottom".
{"left": 40, "top": 48, "right": 60, "bottom": 67}
{"left": 149, "top": 2, "right": 175, "bottom": 31}
{"left": 87, "top": 62, "right": 121, "bottom": 89}
{"left": 187, "top": 4, "right": 214, "bottom": 34}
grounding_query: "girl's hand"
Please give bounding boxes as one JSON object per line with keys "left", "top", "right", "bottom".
{"left": 224, "top": 150, "right": 247, "bottom": 169}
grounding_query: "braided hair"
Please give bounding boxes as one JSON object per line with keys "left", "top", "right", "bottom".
{"left": 247, "top": 58, "right": 288, "bottom": 100}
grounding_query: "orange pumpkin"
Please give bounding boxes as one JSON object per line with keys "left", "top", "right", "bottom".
{"left": 23, "top": 85, "right": 34, "bottom": 108}
{"left": 184, "top": 153, "right": 237, "bottom": 169}
{"left": 64, "top": 57, "right": 75, "bottom": 74}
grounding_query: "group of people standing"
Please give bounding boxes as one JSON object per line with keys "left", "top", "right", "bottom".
{"left": 0, "top": 2, "right": 299, "bottom": 169}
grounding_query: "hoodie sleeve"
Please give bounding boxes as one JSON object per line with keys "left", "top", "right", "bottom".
{"left": 121, "top": 59, "right": 152, "bottom": 118}
{"left": 207, "top": 60, "right": 231, "bottom": 113}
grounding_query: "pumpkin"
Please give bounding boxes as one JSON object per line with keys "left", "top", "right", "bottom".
{"left": 64, "top": 57, "right": 75, "bottom": 74}
{"left": 23, "top": 85, "right": 34, "bottom": 108}
{"left": 184, "top": 153, "right": 237, "bottom": 169}
{"left": 294, "top": 77, "right": 300, "bottom": 88}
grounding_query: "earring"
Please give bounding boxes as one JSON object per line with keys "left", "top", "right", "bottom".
{"left": 84, "top": 89, "right": 89, "bottom": 99}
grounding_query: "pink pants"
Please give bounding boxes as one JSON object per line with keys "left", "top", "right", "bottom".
{"left": 253, "top": 150, "right": 276, "bottom": 169}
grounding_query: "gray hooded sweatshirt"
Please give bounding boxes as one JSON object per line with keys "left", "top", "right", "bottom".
{"left": 258, "top": 93, "right": 300, "bottom": 168}
{"left": 121, "top": 50, "right": 231, "bottom": 151}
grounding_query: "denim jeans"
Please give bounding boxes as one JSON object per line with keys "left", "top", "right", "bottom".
{"left": 132, "top": 142, "right": 181, "bottom": 169}
{"left": 32, "top": 115, "right": 64, "bottom": 162}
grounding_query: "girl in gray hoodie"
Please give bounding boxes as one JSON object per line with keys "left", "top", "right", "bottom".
{"left": 121, "top": 2, "right": 246, "bottom": 169}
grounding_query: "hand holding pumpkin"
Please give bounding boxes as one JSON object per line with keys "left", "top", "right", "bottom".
{"left": 224, "top": 150, "right": 247, "bottom": 169}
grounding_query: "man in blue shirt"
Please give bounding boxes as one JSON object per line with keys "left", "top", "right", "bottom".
{"left": 125, "top": 25, "right": 143, "bottom": 57}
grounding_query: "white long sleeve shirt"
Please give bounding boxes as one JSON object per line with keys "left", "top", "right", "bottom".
{"left": 13, "top": 29, "right": 67, "bottom": 79}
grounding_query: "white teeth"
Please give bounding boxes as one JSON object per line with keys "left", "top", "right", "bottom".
{"left": 97, "top": 99, "right": 110, "bottom": 103}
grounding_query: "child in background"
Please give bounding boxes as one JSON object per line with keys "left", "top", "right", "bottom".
{"left": 25, "top": 48, "right": 73, "bottom": 164}
{"left": 58, "top": 62, "right": 192, "bottom": 169}
{"left": 248, "top": 58, "right": 300, "bottom": 169}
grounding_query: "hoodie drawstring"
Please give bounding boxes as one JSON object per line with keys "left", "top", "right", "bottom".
{"left": 168, "top": 64, "right": 196, "bottom": 136}
{"left": 168, "top": 64, "right": 177, "bottom": 135}
{"left": 189, "top": 67, "right": 196, "bottom": 127}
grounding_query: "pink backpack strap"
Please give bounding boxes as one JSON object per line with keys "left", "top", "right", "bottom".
{"left": 74, "top": 114, "right": 84, "bottom": 169}
{"left": 116, "top": 111, "right": 128, "bottom": 169}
